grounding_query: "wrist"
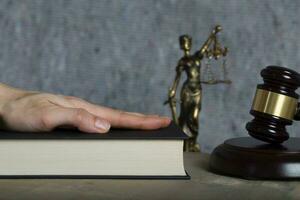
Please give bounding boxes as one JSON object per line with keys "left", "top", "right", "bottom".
{"left": 0, "top": 83, "right": 29, "bottom": 114}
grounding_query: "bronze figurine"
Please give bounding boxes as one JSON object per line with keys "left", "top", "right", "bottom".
{"left": 165, "top": 25, "right": 230, "bottom": 152}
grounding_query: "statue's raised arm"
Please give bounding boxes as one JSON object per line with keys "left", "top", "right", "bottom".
{"left": 194, "top": 25, "right": 223, "bottom": 60}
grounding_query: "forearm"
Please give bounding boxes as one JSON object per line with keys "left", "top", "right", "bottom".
{"left": 169, "top": 75, "right": 181, "bottom": 97}
{"left": 0, "top": 83, "right": 30, "bottom": 113}
{"left": 0, "top": 83, "right": 29, "bottom": 98}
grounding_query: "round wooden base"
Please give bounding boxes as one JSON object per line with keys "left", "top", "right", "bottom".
{"left": 209, "top": 137, "right": 300, "bottom": 180}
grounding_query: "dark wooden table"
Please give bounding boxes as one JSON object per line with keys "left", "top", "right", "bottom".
{"left": 0, "top": 153, "right": 299, "bottom": 200}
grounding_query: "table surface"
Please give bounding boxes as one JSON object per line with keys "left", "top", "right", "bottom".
{"left": 0, "top": 153, "right": 300, "bottom": 200}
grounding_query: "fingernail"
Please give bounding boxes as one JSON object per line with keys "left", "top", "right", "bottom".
{"left": 162, "top": 117, "right": 171, "bottom": 123}
{"left": 95, "top": 118, "right": 110, "bottom": 132}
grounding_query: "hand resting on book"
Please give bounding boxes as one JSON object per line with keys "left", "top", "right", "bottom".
{"left": 0, "top": 83, "right": 171, "bottom": 133}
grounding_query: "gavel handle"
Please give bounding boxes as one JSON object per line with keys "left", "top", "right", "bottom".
{"left": 294, "top": 102, "right": 300, "bottom": 121}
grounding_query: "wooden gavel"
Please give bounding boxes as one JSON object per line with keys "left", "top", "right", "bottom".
{"left": 246, "top": 66, "right": 300, "bottom": 144}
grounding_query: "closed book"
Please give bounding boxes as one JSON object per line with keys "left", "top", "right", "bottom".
{"left": 0, "top": 122, "right": 189, "bottom": 179}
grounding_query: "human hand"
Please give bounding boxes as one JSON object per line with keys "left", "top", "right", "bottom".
{"left": 0, "top": 91, "right": 171, "bottom": 133}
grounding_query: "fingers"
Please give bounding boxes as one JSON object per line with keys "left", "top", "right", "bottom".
{"left": 42, "top": 107, "right": 110, "bottom": 133}
{"left": 65, "top": 98, "right": 171, "bottom": 129}
{"left": 112, "top": 111, "right": 171, "bottom": 130}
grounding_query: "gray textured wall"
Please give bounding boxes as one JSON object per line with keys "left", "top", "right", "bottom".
{"left": 0, "top": 0, "right": 300, "bottom": 152}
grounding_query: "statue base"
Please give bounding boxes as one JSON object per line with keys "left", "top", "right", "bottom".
{"left": 184, "top": 138, "right": 200, "bottom": 152}
{"left": 209, "top": 137, "right": 300, "bottom": 180}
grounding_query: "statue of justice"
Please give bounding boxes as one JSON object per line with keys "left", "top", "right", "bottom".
{"left": 165, "top": 25, "right": 231, "bottom": 152}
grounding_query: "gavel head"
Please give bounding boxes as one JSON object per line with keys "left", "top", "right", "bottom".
{"left": 246, "top": 66, "right": 300, "bottom": 144}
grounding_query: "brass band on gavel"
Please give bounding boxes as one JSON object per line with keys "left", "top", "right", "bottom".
{"left": 252, "top": 89, "right": 298, "bottom": 121}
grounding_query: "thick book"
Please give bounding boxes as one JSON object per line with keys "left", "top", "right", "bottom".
{"left": 0, "top": 122, "right": 190, "bottom": 179}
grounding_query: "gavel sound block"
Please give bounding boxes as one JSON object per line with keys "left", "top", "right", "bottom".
{"left": 210, "top": 66, "right": 300, "bottom": 180}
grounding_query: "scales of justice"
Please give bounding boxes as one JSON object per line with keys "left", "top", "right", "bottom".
{"left": 165, "top": 25, "right": 231, "bottom": 152}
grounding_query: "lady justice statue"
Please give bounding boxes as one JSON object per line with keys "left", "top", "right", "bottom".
{"left": 165, "top": 25, "right": 230, "bottom": 152}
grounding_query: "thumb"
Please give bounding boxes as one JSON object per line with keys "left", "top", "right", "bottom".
{"left": 42, "top": 107, "right": 111, "bottom": 133}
